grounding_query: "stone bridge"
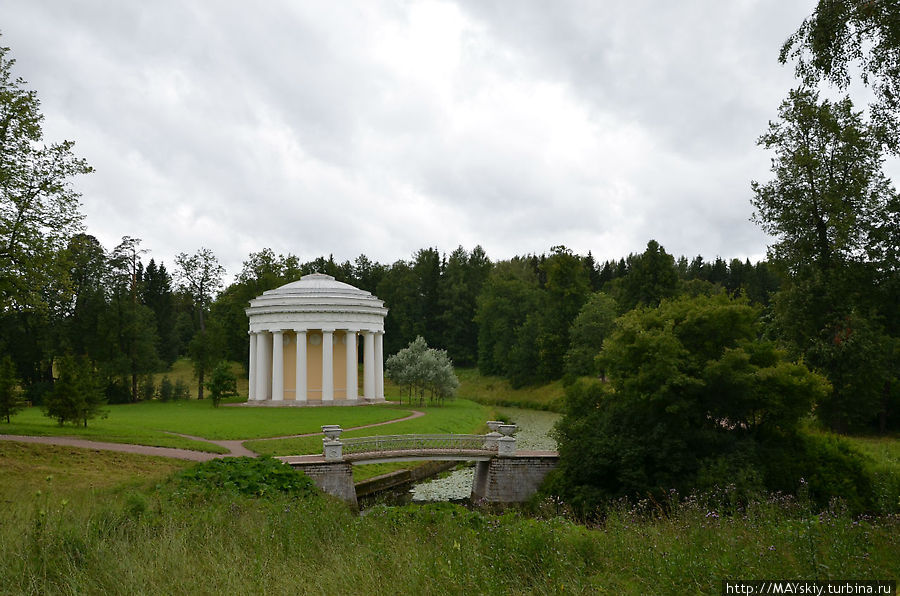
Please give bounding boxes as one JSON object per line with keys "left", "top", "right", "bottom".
{"left": 278, "top": 422, "right": 558, "bottom": 508}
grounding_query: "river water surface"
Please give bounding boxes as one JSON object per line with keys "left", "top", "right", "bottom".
{"left": 409, "top": 407, "right": 560, "bottom": 502}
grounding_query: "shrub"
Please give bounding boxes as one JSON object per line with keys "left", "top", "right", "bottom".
{"left": 105, "top": 378, "right": 131, "bottom": 404}
{"left": 205, "top": 361, "right": 238, "bottom": 407}
{"left": 24, "top": 381, "right": 53, "bottom": 407}
{"left": 0, "top": 356, "right": 25, "bottom": 422}
{"left": 139, "top": 375, "right": 156, "bottom": 401}
{"left": 551, "top": 294, "right": 844, "bottom": 513}
{"left": 157, "top": 376, "right": 174, "bottom": 402}
{"left": 173, "top": 379, "right": 190, "bottom": 401}
{"left": 43, "top": 354, "right": 106, "bottom": 427}
{"left": 175, "top": 457, "right": 318, "bottom": 499}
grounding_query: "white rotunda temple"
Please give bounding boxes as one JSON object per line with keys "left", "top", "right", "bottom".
{"left": 245, "top": 273, "right": 387, "bottom": 404}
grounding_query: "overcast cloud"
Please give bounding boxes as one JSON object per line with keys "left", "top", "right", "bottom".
{"left": 3, "top": 0, "right": 886, "bottom": 279}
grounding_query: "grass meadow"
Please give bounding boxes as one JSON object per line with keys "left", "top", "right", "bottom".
{"left": 455, "top": 367, "right": 566, "bottom": 412}
{"left": 1, "top": 441, "right": 897, "bottom": 595}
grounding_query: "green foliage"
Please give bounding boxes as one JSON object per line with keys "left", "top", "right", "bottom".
{"left": 553, "top": 294, "right": 836, "bottom": 513}
{"left": 42, "top": 354, "right": 106, "bottom": 427}
{"left": 0, "top": 355, "right": 25, "bottom": 422}
{"left": 753, "top": 89, "right": 900, "bottom": 432}
{"left": 437, "top": 245, "right": 491, "bottom": 366}
{"left": 173, "top": 378, "right": 190, "bottom": 401}
{"left": 385, "top": 336, "right": 459, "bottom": 405}
{"left": 759, "top": 432, "right": 875, "bottom": 514}
{"left": 0, "top": 39, "right": 93, "bottom": 313}
{"left": 157, "top": 375, "right": 174, "bottom": 402}
{"left": 454, "top": 367, "right": 566, "bottom": 412}
{"left": 205, "top": 361, "right": 238, "bottom": 407}
{"left": 475, "top": 258, "right": 541, "bottom": 376}
{"left": 614, "top": 239, "right": 679, "bottom": 311}
{"left": 781, "top": 0, "right": 900, "bottom": 149}
{"left": 752, "top": 90, "right": 895, "bottom": 273}
{"left": 175, "top": 247, "right": 225, "bottom": 399}
{"left": 564, "top": 292, "right": 618, "bottom": 379}
{"left": 139, "top": 374, "right": 155, "bottom": 401}
{"left": 476, "top": 248, "right": 591, "bottom": 387}
{"left": 175, "top": 456, "right": 318, "bottom": 498}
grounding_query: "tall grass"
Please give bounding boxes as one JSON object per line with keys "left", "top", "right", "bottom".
{"left": 2, "top": 469, "right": 897, "bottom": 594}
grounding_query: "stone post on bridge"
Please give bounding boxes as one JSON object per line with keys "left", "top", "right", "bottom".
{"left": 322, "top": 425, "right": 344, "bottom": 462}
{"left": 497, "top": 424, "right": 517, "bottom": 456}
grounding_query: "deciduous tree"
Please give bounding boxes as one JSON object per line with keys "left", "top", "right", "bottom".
{"left": 781, "top": 0, "right": 900, "bottom": 149}
{"left": 552, "top": 295, "right": 833, "bottom": 512}
{"left": 0, "top": 40, "right": 92, "bottom": 313}
{"left": 175, "top": 248, "right": 225, "bottom": 399}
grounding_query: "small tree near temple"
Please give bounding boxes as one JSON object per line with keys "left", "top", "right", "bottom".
{"left": 205, "top": 361, "right": 238, "bottom": 408}
{"left": 0, "top": 356, "right": 26, "bottom": 422}
{"left": 43, "top": 354, "right": 106, "bottom": 427}
{"left": 386, "top": 336, "right": 459, "bottom": 405}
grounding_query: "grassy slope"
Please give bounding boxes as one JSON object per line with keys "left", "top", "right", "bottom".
{"left": 152, "top": 358, "right": 250, "bottom": 397}
{"left": 455, "top": 367, "right": 566, "bottom": 412}
{"left": 0, "top": 441, "right": 189, "bottom": 503}
{"left": 1, "top": 443, "right": 897, "bottom": 595}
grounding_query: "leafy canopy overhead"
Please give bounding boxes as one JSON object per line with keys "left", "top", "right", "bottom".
{"left": 0, "top": 40, "right": 92, "bottom": 312}
{"left": 781, "top": 0, "right": 900, "bottom": 149}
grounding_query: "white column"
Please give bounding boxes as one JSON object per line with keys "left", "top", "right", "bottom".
{"left": 322, "top": 328, "right": 334, "bottom": 401}
{"left": 295, "top": 329, "right": 307, "bottom": 402}
{"left": 272, "top": 330, "right": 284, "bottom": 401}
{"left": 255, "top": 331, "right": 269, "bottom": 400}
{"left": 375, "top": 330, "right": 384, "bottom": 400}
{"left": 363, "top": 331, "right": 375, "bottom": 399}
{"left": 345, "top": 330, "right": 357, "bottom": 400}
{"left": 248, "top": 332, "right": 257, "bottom": 400}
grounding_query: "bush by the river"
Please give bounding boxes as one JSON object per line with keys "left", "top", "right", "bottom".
{"left": 550, "top": 294, "right": 895, "bottom": 515}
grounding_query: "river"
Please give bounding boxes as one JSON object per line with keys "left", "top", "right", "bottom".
{"left": 409, "top": 406, "right": 560, "bottom": 502}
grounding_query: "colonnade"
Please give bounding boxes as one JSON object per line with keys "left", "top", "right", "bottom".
{"left": 248, "top": 329, "right": 384, "bottom": 402}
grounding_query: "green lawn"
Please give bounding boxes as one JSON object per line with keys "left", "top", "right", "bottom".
{"left": 246, "top": 398, "right": 491, "bottom": 457}
{"left": 1, "top": 400, "right": 413, "bottom": 452}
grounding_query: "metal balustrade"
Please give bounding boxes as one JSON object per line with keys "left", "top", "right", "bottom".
{"left": 340, "top": 434, "right": 497, "bottom": 455}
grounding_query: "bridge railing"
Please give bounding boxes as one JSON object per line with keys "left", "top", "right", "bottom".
{"left": 340, "top": 434, "right": 496, "bottom": 456}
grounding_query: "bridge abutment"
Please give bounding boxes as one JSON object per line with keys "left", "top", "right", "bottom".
{"left": 471, "top": 454, "right": 559, "bottom": 503}
{"left": 290, "top": 461, "right": 358, "bottom": 509}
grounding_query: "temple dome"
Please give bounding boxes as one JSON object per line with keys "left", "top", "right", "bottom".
{"left": 246, "top": 273, "right": 387, "bottom": 332}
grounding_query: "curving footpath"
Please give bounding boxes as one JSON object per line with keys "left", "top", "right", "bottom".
{"left": 0, "top": 409, "right": 427, "bottom": 461}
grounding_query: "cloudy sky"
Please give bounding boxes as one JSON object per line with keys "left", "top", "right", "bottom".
{"left": 3, "top": 0, "right": 884, "bottom": 279}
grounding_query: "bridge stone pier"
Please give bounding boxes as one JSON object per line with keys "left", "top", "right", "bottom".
{"left": 290, "top": 461, "right": 358, "bottom": 508}
{"left": 471, "top": 454, "right": 559, "bottom": 503}
{"left": 279, "top": 423, "right": 558, "bottom": 507}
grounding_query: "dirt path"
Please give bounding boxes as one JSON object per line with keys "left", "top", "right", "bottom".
{"left": 0, "top": 434, "right": 220, "bottom": 461}
{"left": 0, "top": 409, "right": 427, "bottom": 461}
